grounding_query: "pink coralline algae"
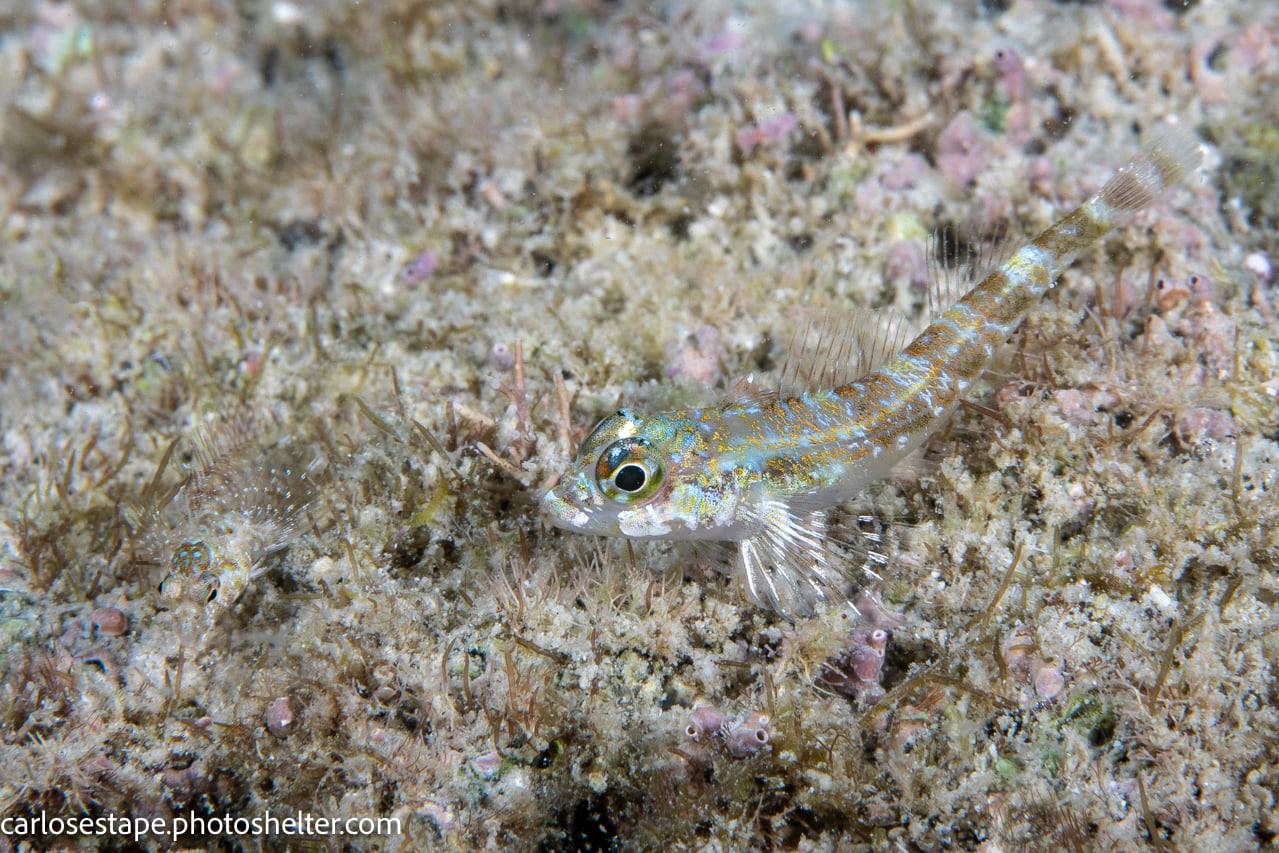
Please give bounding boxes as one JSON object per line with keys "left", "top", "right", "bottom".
{"left": 1105, "top": 0, "right": 1175, "bottom": 30}
{"left": 665, "top": 325, "right": 725, "bottom": 387}
{"left": 1002, "top": 626, "right": 1065, "bottom": 705}
{"left": 1051, "top": 389, "right": 1091, "bottom": 426}
{"left": 265, "top": 696, "right": 296, "bottom": 737}
{"left": 880, "top": 154, "right": 930, "bottom": 191}
{"left": 1179, "top": 294, "right": 1236, "bottom": 378}
{"left": 612, "top": 69, "right": 706, "bottom": 127}
{"left": 1190, "top": 40, "right": 1228, "bottom": 105}
{"left": 853, "top": 153, "right": 945, "bottom": 218}
{"left": 1029, "top": 156, "right": 1055, "bottom": 198}
{"left": 470, "top": 751, "right": 503, "bottom": 779}
{"left": 1141, "top": 314, "right": 1181, "bottom": 360}
{"left": 611, "top": 94, "right": 644, "bottom": 125}
{"left": 972, "top": 190, "right": 1011, "bottom": 234}
{"left": 1052, "top": 388, "right": 1118, "bottom": 427}
{"left": 884, "top": 240, "right": 928, "bottom": 287}
{"left": 737, "top": 113, "right": 799, "bottom": 153}
{"left": 1030, "top": 658, "right": 1065, "bottom": 702}
{"left": 239, "top": 346, "right": 266, "bottom": 379}
{"left": 853, "top": 178, "right": 887, "bottom": 218}
{"left": 401, "top": 249, "right": 438, "bottom": 286}
{"left": 663, "top": 70, "right": 701, "bottom": 122}
{"left": 89, "top": 607, "right": 128, "bottom": 637}
{"left": 1232, "top": 23, "right": 1277, "bottom": 73}
{"left": 1152, "top": 216, "right": 1208, "bottom": 261}
{"left": 1178, "top": 407, "right": 1235, "bottom": 443}
{"left": 991, "top": 47, "right": 1032, "bottom": 142}
{"left": 698, "top": 31, "right": 745, "bottom": 63}
{"left": 992, "top": 48, "right": 1027, "bottom": 103}
{"left": 935, "top": 111, "right": 990, "bottom": 187}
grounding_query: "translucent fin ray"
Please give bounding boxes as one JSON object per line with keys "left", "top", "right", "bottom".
{"left": 1098, "top": 123, "right": 1203, "bottom": 212}
{"left": 736, "top": 496, "right": 892, "bottom": 619}
{"left": 724, "top": 373, "right": 775, "bottom": 406}
{"left": 776, "top": 308, "right": 916, "bottom": 398}
{"left": 925, "top": 223, "right": 1022, "bottom": 320}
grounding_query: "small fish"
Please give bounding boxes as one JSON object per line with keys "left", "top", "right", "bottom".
{"left": 542, "top": 126, "right": 1203, "bottom": 617}
{"left": 132, "top": 419, "right": 318, "bottom": 627}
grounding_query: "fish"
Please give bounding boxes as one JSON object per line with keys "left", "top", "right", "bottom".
{"left": 130, "top": 418, "right": 318, "bottom": 629}
{"left": 541, "top": 125, "right": 1204, "bottom": 618}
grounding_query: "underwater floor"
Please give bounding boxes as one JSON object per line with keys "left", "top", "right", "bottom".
{"left": 2, "top": 0, "right": 1277, "bottom": 849}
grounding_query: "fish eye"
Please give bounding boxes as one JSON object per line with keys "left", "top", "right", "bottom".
{"left": 595, "top": 437, "right": 662, "bottom": 502}
{"left": 613, "top": 464, "right": 647, "bottom": 493}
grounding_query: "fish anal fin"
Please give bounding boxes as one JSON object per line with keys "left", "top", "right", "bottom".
{"left": 881, "top": 445, "right": 936, "bottom": 485}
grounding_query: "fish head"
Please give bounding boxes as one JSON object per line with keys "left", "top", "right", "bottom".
{"left": 541, "top": 408, "right": 713, "bottom": 539}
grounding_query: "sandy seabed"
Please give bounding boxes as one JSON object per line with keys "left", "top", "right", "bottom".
{"left": 1, "top": 1, "right": 1277, "bottom": 850}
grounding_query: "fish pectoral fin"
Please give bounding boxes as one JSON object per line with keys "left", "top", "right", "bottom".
{"left": 737, "top": 497, "right": 849, "bottom": 620}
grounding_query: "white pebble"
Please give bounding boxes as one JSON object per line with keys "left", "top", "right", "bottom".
{"left": 1245, "top": 252, "right": 1272, "bottom": 282}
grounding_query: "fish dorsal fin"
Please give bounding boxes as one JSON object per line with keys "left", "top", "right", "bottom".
{"left": 925, "top": 223, "right": 1021, "bottom": 320}
{"left": 775, "top": 307, "right": 916, "bottom": 397}
{"left": 769, "top": 222, "right": 1018, "bottom": 400}
{"left": 725, "top": 373, "right": 775, "bottom": 406}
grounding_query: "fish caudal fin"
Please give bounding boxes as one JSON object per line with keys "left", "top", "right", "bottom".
{"left": 1033, "top": 123, "right": 1204, "bottom": 267}
{"left": 1098, "top": 123, "right": 1204, "bottom": 213}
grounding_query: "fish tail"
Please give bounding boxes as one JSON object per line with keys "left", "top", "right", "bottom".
{"left": 1095, "top": 123, "right": 1204, "bottom": 213}
{"left": 950, "top": 124, "right": 1203, "bottom": 341}
{"left": 899, "top": 124, "right": 1203, "bottom": 395}
{"left": 1022, "top": 123, "right": 1204, "bottom": 284}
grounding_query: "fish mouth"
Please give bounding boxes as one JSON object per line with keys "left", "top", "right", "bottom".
{"left": 540, "top": 485, "right": 592, "bottom": 532}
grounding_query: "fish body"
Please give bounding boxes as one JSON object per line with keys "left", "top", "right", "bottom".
{"left": 542, "top": 127, "right": 1203, "bottom": 617}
